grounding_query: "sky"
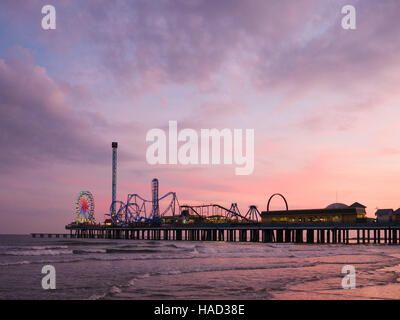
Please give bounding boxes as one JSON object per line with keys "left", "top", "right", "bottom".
{"left": 1, "top": 0, "right": 400, "bottom": 233}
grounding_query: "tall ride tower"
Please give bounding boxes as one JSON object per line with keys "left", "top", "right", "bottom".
{"left": 152, "top": 178, "right": 160, "bottom": 218}
{"left": 111, "top": 142, "right": 118, "bottom": 215}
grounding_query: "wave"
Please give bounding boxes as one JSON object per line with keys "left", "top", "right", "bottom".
{"left": 0, "top": 245, "right": 69, "bottom": 251}
{"left": 105, "top": 248, "right": 164, "bottom": 254}
{"left": 109, "top": 286, "right": 122, "bottom": 294}
{"left": 96, "top": 261, "right": 324, "bottom": 299}
{"left": 88, "top": 293, "right": 107, "bottom": 300}
{"left": 0, "top": 260, "right": 31, "bottom": 266}
{"left": 120, "top": 261, "right": 321, "bottom": 288}
{"left": 72, "top": 248, "right": 166, "bottom": 254}
{"left": 0, "top": 253, "right": 198, "bottom": 268}
{"left": 30, "top": 245, "right": 68, "bottom": 250}
{"left": 119, "top": 243, "right": 190, "bottom": 250}
{"left": 0, "top": 256, "right": 87, "bottom": 266}
{"left": 1, "top": 249, "right": 73, "bottom": 256}
{"left": 55, "top": 241, "right": 117, "bottom": 246}
{"left": 72, "top": 249, "right": 107, "bottom": 254}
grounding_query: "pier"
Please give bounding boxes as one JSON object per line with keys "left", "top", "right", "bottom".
{"left": 57, "top": 143, "right": 396, "bottom": 246}
{"left": 29, "top": 224, "right": 400, "bottom": 245}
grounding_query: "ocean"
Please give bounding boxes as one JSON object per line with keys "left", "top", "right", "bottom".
{"left": 1, "top": 234, "right": 400, "bottom": 300}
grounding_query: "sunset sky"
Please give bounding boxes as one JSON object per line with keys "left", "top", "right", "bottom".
{"left": 1, "top": 0, "right": 400, "bottom": 233}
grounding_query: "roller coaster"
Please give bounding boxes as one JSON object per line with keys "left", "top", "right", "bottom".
{"left": 110, "top": 191, "right": 179, "bottom": 226}
{"left": 179, "top": 203, "right": 261, "bottom": 223}
{"left": 107, "top": 179, "right": 265, "bottom": 226}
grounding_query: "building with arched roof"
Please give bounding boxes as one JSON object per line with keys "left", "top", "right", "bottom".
{"left": 261, "top": 202, "right": 367, "bottom": 224}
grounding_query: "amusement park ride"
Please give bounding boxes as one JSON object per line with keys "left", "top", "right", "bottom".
{"left": 73, "top": 142, "right": 268, "bottom": 227}
{"left": 109, "top": 178, "right": 181, "bottom": 225}
{"left": 74, "top": 190, "right": 95, "bottom": 224}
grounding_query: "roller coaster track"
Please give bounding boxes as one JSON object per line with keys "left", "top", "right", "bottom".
{"left": 179, "top": 203, "right": 254, "bottom": 222}
{"left": 109, "top": 192, "right": 180, "bottom": 226}
{"left": 108, "top": 188, "right": 271, "bottom": 226}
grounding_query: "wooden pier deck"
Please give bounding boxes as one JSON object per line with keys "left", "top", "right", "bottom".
{"left": 29, "top": 223, "right": 400, "bottom": 245}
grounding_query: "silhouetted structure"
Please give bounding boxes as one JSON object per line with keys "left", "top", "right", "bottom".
{"left": 261, "top": 202, "right": 367, "bottom": 224}
{"left": 111, "top": 142, "right": 118, "bottom": 215}
{"left": 376, "top": 209, "right": 394, "bottom": 223}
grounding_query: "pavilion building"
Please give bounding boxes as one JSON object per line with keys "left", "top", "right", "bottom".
{"left": 261, "top": 202, "right": 367, "bottom": 224}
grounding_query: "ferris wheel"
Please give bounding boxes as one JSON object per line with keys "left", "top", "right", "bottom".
{"left": 75, "top": 191, "right": 95, "bottom": 223}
